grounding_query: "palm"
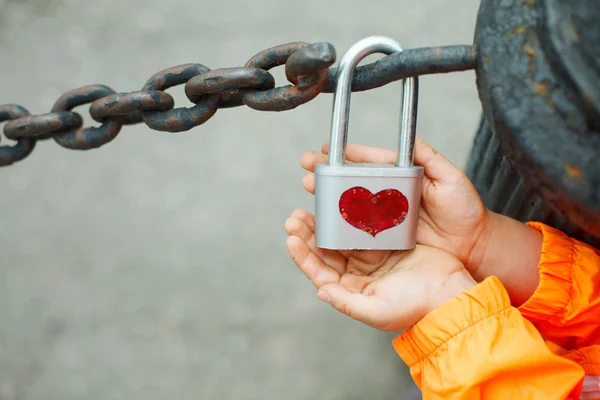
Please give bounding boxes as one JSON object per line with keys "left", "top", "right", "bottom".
{"left": 300, "top": 138, "right": 489, "bottom": 272}
{"left": 285, "top": 209, "right": 464, "bottom": 332}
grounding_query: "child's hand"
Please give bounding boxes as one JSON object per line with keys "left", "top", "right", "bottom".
{"left": 300, "top": 137, "right": 489, "bottom": 276}
{"left": 284, "top": 209, "right": 476, "bottom": 331}
{"left": 299, "top": 137, "right": 542, "bottom": 306}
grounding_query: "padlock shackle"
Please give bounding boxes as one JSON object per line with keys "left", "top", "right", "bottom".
{"left": 327, "top": 36, "right": 419, "bottom": 168}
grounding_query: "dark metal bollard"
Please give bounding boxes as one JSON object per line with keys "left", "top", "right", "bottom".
{"left": 470, "top": 0, "right": 600, "bottom": 247}
{"left": 466, "top": 116, "right": 599, "bottom": 248}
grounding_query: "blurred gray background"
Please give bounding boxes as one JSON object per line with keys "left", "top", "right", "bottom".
{"left": 0, "top": 1, "right": 481, "bottom": 399}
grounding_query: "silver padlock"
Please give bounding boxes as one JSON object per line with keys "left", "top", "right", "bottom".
{"left": 314, "top": 36, "right": 423, "bottom": 250}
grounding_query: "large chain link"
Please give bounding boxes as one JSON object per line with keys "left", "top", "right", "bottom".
{"left": 0, "top": 42, "right": 475, "bottom": 167}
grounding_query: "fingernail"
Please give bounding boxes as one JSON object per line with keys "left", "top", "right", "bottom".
{"left": 317, "top": 290, "right": 330, "bottom": 303}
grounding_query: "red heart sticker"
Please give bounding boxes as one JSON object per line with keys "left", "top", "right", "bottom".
{"left": 339, "top": 186, "right": 409, "bottom": 237}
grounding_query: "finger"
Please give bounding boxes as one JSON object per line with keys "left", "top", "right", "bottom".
{"left": 292, "top": 209, "right": 348, "bottom": 271}
{"left": 317, "top": 283, "right": 390, "bottom": 330}
{"left": 290, "top": 208, "right": 315, "bottom": 232}
{"left": 285, "top": 214, "right": 347, "bottom": 274}
{"left": 284, "top": 215, "right": 314, "bottom": 243}
{"left": 288, "top": 209, "right": 354, "bottom": 259}
{"left": 302, "top": 173, "right": 315, "bottom": 195}
{"left": 321, "top": 142, "right": 397, "bottom": 164}
{"left": 300, "top": 151, "right": 328, "bottom": 173}
{"left": 414, "top": 136, "right": 463, "bottom": 183}
{"left": 286, "top": 236, "right": 340, "bottom": 288}
{"left": 305, "top": 143, "right": 396, "bottom": 193}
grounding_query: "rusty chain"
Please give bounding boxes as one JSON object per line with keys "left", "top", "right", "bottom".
{"left": 0, "top": 42, "right": 475, "bottom": 167}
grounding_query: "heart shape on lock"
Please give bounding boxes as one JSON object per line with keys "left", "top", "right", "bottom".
{"left": 338, "top": 186, "right": 409, "bottom": 237}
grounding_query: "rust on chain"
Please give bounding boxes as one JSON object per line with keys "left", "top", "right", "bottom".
{"left": 144, "top": 63, "right": 208, "bottom": 103}
{"left": 51, "top": 85, "right": 124, "bottom": 150}
{"left": 322, "top": 45, "right": 476, "bottom": 92}
{"left": 246, "top": 42, "right": 309, "bottom": 70}
{"left": 0, "top": 104, "right": 36, "bottom": 166}
{"left": 89, "top": 90, "right": 175, "bottom": 124}
{"left": 0, "top": 41, "right": 477, "bottom": 167}
{"left": 241, "top": 42, "right": 335, "bottom": 111}
{"left": 142, "top": 64, "right": 219, "bottom": 132}
{"left": 4, "top": 111, "right": 83, "bottom": 140}
{"left": 285, "top": 42, "right": 336, "bottom": 88}
{"left": 185, "top": 67, "right": 275, "bottom": 109}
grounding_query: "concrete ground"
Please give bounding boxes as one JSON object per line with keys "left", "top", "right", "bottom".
{"left": 0, "top": 1, "right": 481, "bottom": 399}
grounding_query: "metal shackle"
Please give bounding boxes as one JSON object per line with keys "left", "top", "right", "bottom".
{"left": 327, "top": 36, "right": 419, "bottom": 168}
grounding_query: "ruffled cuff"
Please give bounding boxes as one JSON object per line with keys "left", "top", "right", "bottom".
{"left": 518, "top": 222, "right": 575, "bottom": 321}
{"left": 392, "top": 276, "right": 510, "bottom": 367}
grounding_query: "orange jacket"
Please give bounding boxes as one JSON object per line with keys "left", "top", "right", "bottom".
{"left": 392, "top": 222, "right": 600, "bottom": 399}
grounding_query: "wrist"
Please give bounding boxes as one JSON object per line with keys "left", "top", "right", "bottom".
{"left": 465, "top": 209, "right": 496, "bottom": 280}
{"left": 468, "top": 212, "right": 542, "bottom": 306}
{"left": 430, "top": 270, "right": 477, "bottom": 312}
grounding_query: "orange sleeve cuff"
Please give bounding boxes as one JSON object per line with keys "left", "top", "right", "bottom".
{"left": 392, "top": 276, "right": 510, "bottom": 367}
{"left": 518, "top": 222, "right": 600, "bottom": 350}
{"left": 391, "top": 275, "right": 587, "bottom": 399}
{"left": 556, "top": 346, "right": 600, "bottom": 376}
{"left": 518, "top": 222, "right": 575, "bottom": 321}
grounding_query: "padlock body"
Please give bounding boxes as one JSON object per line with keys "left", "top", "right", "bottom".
{"left": 315, "top": 163, "right": 423, "bottom": 250}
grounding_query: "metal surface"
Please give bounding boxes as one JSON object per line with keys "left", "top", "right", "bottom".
{"left": 466, "top": 116, "right": 600, "bottom": 249}
{"left": 89, "top": 91, "right": 175, "bottom": 123}
{"left": 3, "top": 111, "right": 83, "bottom": 140}
{"left": 141, "top": 63, "right": 220, "bottom": 133}
{"left": 0, "top": 104, "right": 36, "bottom": 166}
{"left": 51, "top": 85, "right": 125, "bottom": 150}
{"left": 323, "top": 45, "right": 473, "bottom": 93}
{"left": 0, "top": 43, "right": 475, "bottom": 167}
{"left": 314, "top": 37, "right": 423, "bottom": 251}
{"left": 314, "top": 173, "right": 422, "bottom": 250}
{"left": 473, "top": 0, "right": 600, "bottom": 241}
{"left": 241, "top": 43, "right": 332, "bottom": 111}
{"left": 327, "top": 36, "right": 418, "bottom": 167}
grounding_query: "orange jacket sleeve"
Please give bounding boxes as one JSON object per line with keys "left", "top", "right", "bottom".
{"left": 518, "top": 222, "right": 600, "bottom": 351}
{"left": 392, "top": 276, "right": 586, "bottom": 400}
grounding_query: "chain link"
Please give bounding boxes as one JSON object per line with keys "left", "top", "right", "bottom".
{"left": 0, "top": 42, "right": 475, "bottom": 167}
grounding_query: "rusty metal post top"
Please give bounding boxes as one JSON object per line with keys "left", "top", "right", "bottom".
{"left": 327, "top": 36, "right": 419, "bottom": 168}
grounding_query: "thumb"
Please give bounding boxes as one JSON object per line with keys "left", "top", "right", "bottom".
{"left": 414, "top": 136, "right": 464, "bottom": 183}
{"left": 317, "top": 284, "right": 391, "bottom": 331}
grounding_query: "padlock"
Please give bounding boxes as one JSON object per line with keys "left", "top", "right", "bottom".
{"left": 314, "top": 36, "right": 423, "bottom": 250}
